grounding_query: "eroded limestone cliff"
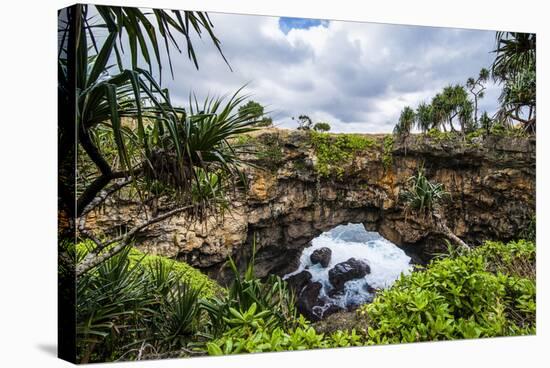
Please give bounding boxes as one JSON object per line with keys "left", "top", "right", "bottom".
{"left": 88, "top": 129, "right": 535, "bottom": 283}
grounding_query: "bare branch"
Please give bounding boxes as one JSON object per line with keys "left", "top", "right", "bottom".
{"left": 80, "top": 177, "right": 134, "bottom": 217}
{"left": 76, "top": 204, "right": 194, "bottom": 276}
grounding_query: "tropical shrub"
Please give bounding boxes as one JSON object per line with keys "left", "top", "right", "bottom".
{"left": 358, "top": 240, "right": 536, "bottom": 344}
{"left": 200, "top": 247, "right": 296, "bottom": 339}
{"left": 76, "top": 242, "right": 222, "bottom": 362}
{"left": 206, "top": 317, "right": 364, "bottom": 355}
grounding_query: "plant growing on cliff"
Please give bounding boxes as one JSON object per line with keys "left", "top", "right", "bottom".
{"left": 294, "top": 115, "right": 314, "bottom": 130}
{"left": 401, "top": 168, "right": 448, "bottom": 213}
{"left": 238, "top": 100, "right": 273, "bottom": 127}
{"left": 393, "top": 106, "right": 415, "bottom": 138}
{"left": 382, "top": 135, "right": 394, "bottom": 170}
{"left": 311, "top": 132, "right": 376, "bottom": 178}
{"left": 401, "top": 168, "right": 470, "bottom": 250}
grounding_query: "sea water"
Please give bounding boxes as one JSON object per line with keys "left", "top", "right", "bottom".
{"left": 284, "top": 223, "right": 412, "bottom": 310}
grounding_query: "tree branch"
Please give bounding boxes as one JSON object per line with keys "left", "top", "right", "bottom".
{"left": 75, "top": 204, "right": 194, "bottom": 276}
{"left": 79, "top": 177, "right": 134, "bottom": 217}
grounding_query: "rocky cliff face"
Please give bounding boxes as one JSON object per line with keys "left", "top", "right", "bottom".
{"left": 88, "top": 129, "right": 535, "bottom": 283}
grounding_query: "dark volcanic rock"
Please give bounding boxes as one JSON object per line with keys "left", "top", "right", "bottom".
{"left": 296, "top": 281, "right": 344, "bottom": 322}
{"left": 310, "top": 247, "right": 332, "bottom": 268}
{"left": 296, "top": 282, "right": 324, "bottom": 321}
{"left": 328, "top": 258, "right": 370, "bottom": 290}
{"left": 285, "top": 270, "right": 312, "bottom": 293}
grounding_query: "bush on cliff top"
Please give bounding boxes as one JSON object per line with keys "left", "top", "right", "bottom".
{"left": 311, "top": 131, "right": 376, "bottom": 178}
{"left": 358, "top": 239, "right": 535, "bottom": 344}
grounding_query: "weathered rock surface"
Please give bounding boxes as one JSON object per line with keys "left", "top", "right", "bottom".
{"left": 87, "top": 129, "right": 536, "bottom": 284}
{"left": 310, "top": 247, "right": 332, "bottom": 268}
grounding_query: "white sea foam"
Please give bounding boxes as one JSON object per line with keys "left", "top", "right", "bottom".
{"left": 285, "top": 223, "right": 412, "bottom": 309}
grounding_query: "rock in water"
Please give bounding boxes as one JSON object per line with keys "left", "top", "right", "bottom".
{"left": 285, "top": 270, "right": 312, "bottom": 293}
{"left": 310, "top": 247, "right": 332, "bottom": 268}
{"left": 296, "top": 282, "right": 324, "bottom": 321}
{"left": 328, "top": 257, "right": 370, "bottom": 290}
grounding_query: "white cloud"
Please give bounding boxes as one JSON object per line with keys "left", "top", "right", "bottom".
{"left": 150, "top": 11, "right": 500, "bottom": 133}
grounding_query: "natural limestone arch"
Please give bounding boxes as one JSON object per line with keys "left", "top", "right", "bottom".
{"left": 89, "top": 130, "right": 535, "bottom": 284}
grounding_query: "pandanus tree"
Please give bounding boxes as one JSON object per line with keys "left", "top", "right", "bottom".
{"left": 491, "top": 32, "right": 536, "bottom": 132}
{"left": 394, "top": 106, "right": 416, "bottom": 138}
{"left": 401, "top": 168, "right": 470, "bottom": 251}
{"left": 466, "top": 68, "right": 490, "bottom": 126}
{"left": 58, "top": 5, "right": 260, "bottom": 275}
{"left": 440, "top": 84, "right": 472, "bottom": 132}
{"left": 415, "top": 102, "right": 434, "bottom": 133}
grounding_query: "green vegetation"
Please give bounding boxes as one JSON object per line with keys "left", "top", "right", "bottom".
{"left": 74, "top": 236, "right": 536, "bottom": 361}
{"left": 425, "top": 128, "right": 457, "bottom": 142}
{"left": 394, "top": 32, "right": 536, "bottom": 138}
{"left": 393, "top": 106, "right": 416, "bottom": 137}
{"left": 400, "top": 169, "right": 470, "bottom": 251}
{"left": 238, "top": 100, "right": 273, "bottom": 127}
{"left": 255, "top": 134, "right": 284, "bottom": 171}
{"left": 466, "top": 68, "right": 490, "bottom": 126}
{"left": 359, "top": 239, "right": 535, "bottom": 344}
{"left": 492, "top": 32, "right": 536, "bottom": 132}
{"left": 294, "top": 115, "right": 314, "bottom": 130}
{"left": 401, "top": 168, "right": 448, "bottom": 213}
{"left": 60, "top": 5, "right": 262, "bottom": 276}
{"left": 382, "top": 135, "right": 394, "bottom": 170}
{"left": 311, "top": 131, "right": 376, "bottom": 178}
{"left": 200, "top": 247, "right": 297, "bottom": 339}
{"left": 313, "top": 122, "right": 331, "bottom": 132}
{"left": 75, "top": 243, "right": 219, "bottom": 363}
{"left": 207, "top": 317, "right": 363, "bottom": 355}
{"left": 294, "top": 115, "right": 332, "bottom": 132}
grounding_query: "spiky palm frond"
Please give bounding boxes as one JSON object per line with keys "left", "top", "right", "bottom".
{"left": 492, "top": 32, "right": 535, "bottom": 83}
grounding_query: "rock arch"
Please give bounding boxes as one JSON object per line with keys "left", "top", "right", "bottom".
{"left": 90, "top": 130, "right": 535, "bottom": 284}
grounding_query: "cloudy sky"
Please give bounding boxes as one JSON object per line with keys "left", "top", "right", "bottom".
{"left": 156, "top": 12, "right": 501, "bottom": 133}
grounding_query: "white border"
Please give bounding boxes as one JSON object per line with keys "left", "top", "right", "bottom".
{"left": 0, "top": 0, "right": 547, "bottom": 367}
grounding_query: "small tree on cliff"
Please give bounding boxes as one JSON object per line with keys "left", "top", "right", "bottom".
{"left": 466, "top": 68, "right": 490, "bottom": 126}
{"left": 313, "top": 122, "right": 331, "bottom": 132}
{"left": 239, "top": 100, "right": 273, "bottom": 127}
{"left": 415, "top": 102, "right": 434, "bottom": 133}
{"left": 294, "top": 115, "right": 313, "bottom": 130}
{"left": 394, "top": 106, "right": 415, "bottom": 138}
{"left": 401, "top": 168, "right": 470, "bottom": 251}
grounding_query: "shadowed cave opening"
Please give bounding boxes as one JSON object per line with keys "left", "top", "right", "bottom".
{"left": 282, "top": 223, "right": 413, "bottom": 321}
